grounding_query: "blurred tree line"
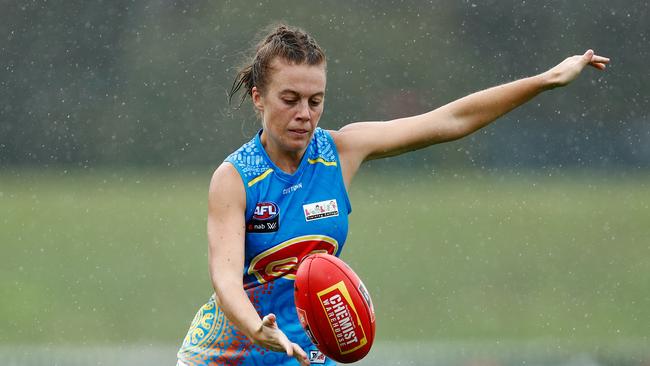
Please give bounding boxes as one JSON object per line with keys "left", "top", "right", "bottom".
{"left": 1, "top": 0, "right": 648, "bottom": 169}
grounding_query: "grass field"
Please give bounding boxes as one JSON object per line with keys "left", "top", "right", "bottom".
{"left": 1, "top": 167, "right": 649, "bottom": 363}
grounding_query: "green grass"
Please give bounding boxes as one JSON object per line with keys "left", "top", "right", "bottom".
{"left": 1, "top": 168, "right": 649, "bottom": 347}
{"left": 346, "top": 170, "right": 650, "bottom": 343}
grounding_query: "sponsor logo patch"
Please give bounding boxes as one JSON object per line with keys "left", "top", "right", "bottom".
{"left": 309, "top": 350, "right": 326, "bottom": 364}
{"left": 247, "top": 202, "right": 279, "bottom": 233}
{"left": 303, "top": 199, "right": 339, "bottom": 222}
{"left": 318, "top": 281, "right": 367, "bottom": 355}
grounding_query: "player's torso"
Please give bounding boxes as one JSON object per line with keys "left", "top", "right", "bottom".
{"left": 231, "top": 128, "right": 351, "bottom": 290}
{"left": 221, "top": 127, "right": 349, "bottom": 365}
{"left": 242, "top": 162, "right": 350, "bottom": 291}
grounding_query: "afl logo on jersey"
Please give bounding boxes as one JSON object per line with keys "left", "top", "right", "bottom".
{"left": 253, "top": 202, "right": 278, "bottom": 220}
{"left": 248, "top": 202, "right": 280, "bottom": 233}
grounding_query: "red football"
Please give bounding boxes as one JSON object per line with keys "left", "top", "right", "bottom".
{"left": 294, "top": 253, "right": 376, "bottom": 364}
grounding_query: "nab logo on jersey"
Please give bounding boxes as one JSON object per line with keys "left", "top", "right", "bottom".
{"left": 248, "top": 202, "right": 279, "bottom": 233}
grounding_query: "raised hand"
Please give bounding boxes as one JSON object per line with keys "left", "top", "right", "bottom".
{"left": 543, "top": 49, "right": 610, "bottom": 88}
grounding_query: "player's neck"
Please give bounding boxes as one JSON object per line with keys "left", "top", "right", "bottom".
{"left": 264, "top": 142, "right": 305, "bottom": 175}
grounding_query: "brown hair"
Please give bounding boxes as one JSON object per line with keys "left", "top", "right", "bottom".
{"left": 229, "top": 24, "right": 326, "bottom": 106}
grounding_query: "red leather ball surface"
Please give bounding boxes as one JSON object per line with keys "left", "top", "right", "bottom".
{"left": 294, "top": 253, "right": 376, "bottom": 363}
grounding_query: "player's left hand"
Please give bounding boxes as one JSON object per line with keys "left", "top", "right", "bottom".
{"left": 255, "top": 313, "right": 309, "bottom": 366}
{"left": 543, "top": 49, "right": 610, "bottom": 88}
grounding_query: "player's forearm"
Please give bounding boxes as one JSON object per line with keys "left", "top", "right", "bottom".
{"left": 213, "top": 279, "right": 263, "bottom": 340}
{"left": 441, "top": 73, "right": 552, "bottom": 137}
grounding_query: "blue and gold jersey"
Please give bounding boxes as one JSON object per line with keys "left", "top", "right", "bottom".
{"left": 178, "top": 128, "right": 350, "bottom": 365}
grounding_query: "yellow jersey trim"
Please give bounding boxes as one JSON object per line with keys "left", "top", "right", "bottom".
{"left": 308, "top": 158, "right": 337, "bottom": 167}
{"left": 248, "top": 168, "right": 274, "bottom": 187}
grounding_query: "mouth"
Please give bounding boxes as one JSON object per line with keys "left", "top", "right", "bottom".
{"left": 288, "top": 129, "right": 310, "bottom": 136}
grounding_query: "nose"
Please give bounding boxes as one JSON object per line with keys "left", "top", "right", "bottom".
{"left": 296, "top": 100, "right": 311, "bottom": 122}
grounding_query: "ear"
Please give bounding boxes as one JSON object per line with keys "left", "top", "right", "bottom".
{"left": 251, "top": 86, "right": 264, "bottom": 112}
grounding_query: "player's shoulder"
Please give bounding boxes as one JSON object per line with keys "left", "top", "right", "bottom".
{"left": 209, "top": 162, "right": 245, "bottom": 200}
{"left": 326, "top": 129, "right": 344, "bottom": 151}
{"left": 225, "top": 134, "right": 273, "bottom": 184}
{"left": 326, "top": 122, "right": 370, "bottom": 157}
{"left": 312, "top": 127, "right": 335, "bottom": 148}
{"left": 212, "top": 161, "right": 239, "bottom": 182}
{"left": 225, "top": 135, "right": 260, "bottom": 169}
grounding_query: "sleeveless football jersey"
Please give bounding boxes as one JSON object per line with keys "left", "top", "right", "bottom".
{"left": 177, "top": 128, "right": 350, "bottom": 365}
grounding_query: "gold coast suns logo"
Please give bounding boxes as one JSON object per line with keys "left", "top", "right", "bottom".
{"left": 247, "top": 235, "right": 338, "bottom": 285}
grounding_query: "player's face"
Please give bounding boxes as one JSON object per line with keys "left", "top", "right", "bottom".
{"left": 253, "top": 58, "right": 326, "bottom": 155}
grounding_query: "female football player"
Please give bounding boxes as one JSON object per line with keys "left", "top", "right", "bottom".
{"left": 176, "top": 24, "right": 608, "bottom": 366}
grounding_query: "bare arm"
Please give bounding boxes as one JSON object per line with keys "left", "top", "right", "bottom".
{"left": 332, "top": 50, "right": 609, "bottom": 186}
{"left": 208, "top": 163, "right": 308, "bottom": 365}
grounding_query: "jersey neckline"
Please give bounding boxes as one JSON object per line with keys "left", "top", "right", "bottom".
{"left": 254, "top": 129, "right": 311, "bottom": 184}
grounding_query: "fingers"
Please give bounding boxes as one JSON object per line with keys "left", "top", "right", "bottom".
{"left": 591, "top": 54, "right": 610, "bottom": 64}
{"left": 282, "top": 338, "right": 293, "bottom": 357}
{"left": 582, "top": 49, "right": 610, "bottom": 70}
{"left": 590, "top": 62, "right": 607, "bottom": 70}
{"left": 261, "top": 313, "right": 277, "bottom": 328}
{"left": 259, "top": 313, "right": 309, "bottom": 365}
{"left": 591, "top": 54, "right": 610, "bottom": 70}
{"left": 291, "top": 343, "right": 309, "bottom": 366}
{"left": 262, "top": 313, "right": 294, "bottom": 356}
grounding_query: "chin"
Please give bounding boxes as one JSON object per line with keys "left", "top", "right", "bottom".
{"left": 284, "top": 135, "right": 312, "bottom": 152}
{"left": 286, "top": 141, "right": 310, "bottom": 153}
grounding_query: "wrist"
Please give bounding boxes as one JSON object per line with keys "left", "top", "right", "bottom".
{"left": 246, "top": 320, "right": 265, "bottom": 344}
{"left": 537, "top": 69, "right": 563, "bottom": 91}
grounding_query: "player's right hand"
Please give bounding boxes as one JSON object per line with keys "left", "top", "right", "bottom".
{"left": 542, "top": 49, "right": 610, "bottom": 88}
{"left": 253, "top": 313, "right": 309, "bottom": 366}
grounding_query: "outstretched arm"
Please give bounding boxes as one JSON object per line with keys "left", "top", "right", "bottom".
{"left": 332, "top": 50, "right": 609, "bottom": 186}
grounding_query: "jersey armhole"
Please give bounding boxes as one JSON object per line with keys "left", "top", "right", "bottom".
{"left": 222, "top": 160, "right": 255, "bottom": 219}
{"left": 321, "top": 129, "right": 353, "bottom": 215}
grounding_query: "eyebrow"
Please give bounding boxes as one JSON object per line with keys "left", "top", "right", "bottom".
{"left": 279, "top": 89, "right": 324, "bottom": 98}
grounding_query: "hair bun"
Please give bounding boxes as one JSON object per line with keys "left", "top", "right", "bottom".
{"left": 229, "top": 24, "right": 326, "bottom": 106}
